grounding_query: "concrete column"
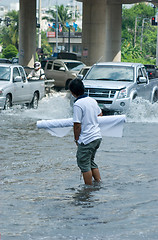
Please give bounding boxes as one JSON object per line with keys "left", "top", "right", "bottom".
{"left": 19, "top": 0, "right": 36, "bottom": 67}
{"left": 82, "top": 0, "right": 122, "bottom": 65}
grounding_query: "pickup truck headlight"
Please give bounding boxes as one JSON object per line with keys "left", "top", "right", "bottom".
{"left": 118, "top": 88, "right": 127, "bottom": 99}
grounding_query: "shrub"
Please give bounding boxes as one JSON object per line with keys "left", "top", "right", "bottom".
{"left": 2, "top": 44, "right": 18, "bottom": 59}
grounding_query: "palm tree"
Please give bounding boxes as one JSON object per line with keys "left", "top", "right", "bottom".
{"left": 43, "top": 4, "right": 72, "bottom": 32}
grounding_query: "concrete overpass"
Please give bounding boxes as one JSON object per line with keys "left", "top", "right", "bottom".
{"left": 19, "top": 0, "right": 158, "bottom": 67}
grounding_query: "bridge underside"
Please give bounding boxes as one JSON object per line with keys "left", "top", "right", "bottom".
{"left": 80, "top": 0, "right": 158, "bottom": 65}
{"left": 81, "top": 0, "right": 122, "bottom": 65}
{"left": 78, "top": 0, "right": 158, "bottom": 4}
{"left": 19, "top": 0, "right": 158, "bottom": 67}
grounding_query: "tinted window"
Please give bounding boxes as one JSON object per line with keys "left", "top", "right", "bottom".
{"left": 0, "top": 66, "right": 10, "bottom": 81}
{"left": 53, "top": 63, "right": 63, "bottom": 71}
{"left": 13, "top": 67, "right": 20, "bottom": 82}
{"left": 145, "top": 65, "right": 155, "bottom": 69}
{"left": 82, "top": 68, "right": 90, "bottom": 76}
{"left": 138, "top": 68, "right": 143, "bottom": 78}
{"left": 65, "top": 62, "right": 84, "bottom": 71}
{"left": 19, "top": 67, "right": 26, "bottom": 82}
{"left": 47, "top": 61, "right": 53, "bottom": 70}
{"left": 0, "top": 58, "right": 11, "bottom": 63}
{"left": 142, "top": 67, "right": 148, "bottom": 78}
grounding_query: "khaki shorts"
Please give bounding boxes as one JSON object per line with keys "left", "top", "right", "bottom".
{"left": 76, "top": 138, "right": 102, "bottom": 173}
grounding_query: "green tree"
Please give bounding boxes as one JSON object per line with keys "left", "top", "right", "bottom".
{"left": 41, "top": 31, "right": 52, "bottom": 57}
{"left": 142, "top": 27, "right": 157, "bottom": 57}
{"left": 0, "top": 9, "right": 53, "bottom": 59}
{"left": 43, "top": 4, "right": 72, "bottom": 32}
{"left": 122, "top": 3, "right": 154, "bottom": 43}
{"left": 1, "top": 10, "right": 19, "bottom": 49}
{"left": 121, "top": 40, "right": 143, "bottom": 62}
{"left": 122, "top": 3, "right": 156, "bottom": 63}
{"left": 3, "top": 44, "right": 18, "bottom": 59}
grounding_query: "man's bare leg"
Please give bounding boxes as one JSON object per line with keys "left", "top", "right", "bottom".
{"left": 82, "top": 170, "right": 93, "bottom": 185}
{"left": 92, "top": 168, "right": 101, "bottom": 182}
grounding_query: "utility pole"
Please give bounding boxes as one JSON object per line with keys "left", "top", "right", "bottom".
{"left": 56, "top": 0, "right": 58, "bottom": 53}
{"left": 140, "top": 18, "right": 144, "bottom": 51}
{"left": 68, "top": 27, "right": 70, "bottom": 52}
{"left": 73, "top": 0, "right": 76, "bottom": 19}
{"left": 140, "top": 18, "right": 149, "bottom": 51}
{"left": 156, "top": 26, "right": 158, "bottom": 65}
{"left": 134, "top": 17, "right": 137, "bottom": 47}
{"left": 38, "top": 0, "right": 41, "bottom": 49}
{"left": 156, "top": 8, "right": 158, "bottom": 65}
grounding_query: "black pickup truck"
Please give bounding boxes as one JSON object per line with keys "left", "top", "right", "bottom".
{"left": 144, "top": 64, "right": 158, "bottom": 79}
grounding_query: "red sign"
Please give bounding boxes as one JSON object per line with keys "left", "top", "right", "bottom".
{"left": 83, "top": 49, "right": 88, "bottom": 57}
{"left": 46, "top": 32, "right": 56, "bottom": 38}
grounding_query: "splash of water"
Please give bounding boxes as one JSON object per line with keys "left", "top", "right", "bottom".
{"left": 27, "top": 91, "right": 73, "bottom": 120}
{"left": 0, "top": 91, "right": 72, "bottom": 120}
{"left": 126, "top": 97, "right": 158, "bottom": 123}
{"left": 1, "top": 93, "right": 158, "bottom": 123}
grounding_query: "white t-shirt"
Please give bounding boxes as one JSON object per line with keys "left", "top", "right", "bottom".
{"left": 73, "top": 96, "right": 102, "bottom": 144}
{"left": 28, "top": 68, "right": 45, "bottom": 79}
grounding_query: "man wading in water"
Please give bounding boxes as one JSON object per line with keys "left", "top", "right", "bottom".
{"left": 69, "top": 79, "right": 102, "bottom": 185}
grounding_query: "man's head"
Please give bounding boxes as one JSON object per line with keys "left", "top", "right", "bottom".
{"left": 34, "top": 61, "right": 41, "bottom": 71}
{"left": 69, "top": 78, "right": 85, "bottom": 97}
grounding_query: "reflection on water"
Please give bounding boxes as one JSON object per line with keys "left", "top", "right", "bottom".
{"left": 72, "top": 182, "right": 102, "bottom": 207}
{"left": 0, "top": 92, "right": 158, "bottom": 240}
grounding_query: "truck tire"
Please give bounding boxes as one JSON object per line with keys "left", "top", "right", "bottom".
{"left": 152, "top": 90, "right": 158, "bottom": 103}
{"left": 4, "top": 94, "right": 12, "bottom": 110}
{"left": 65, "top": 79, "right": 72, "bottom": 90}
{"left": 30, "top": 92, "right": 39, "bottom": 109}
{"left": 132, "top": 94, "right": 137, "bottom": 100}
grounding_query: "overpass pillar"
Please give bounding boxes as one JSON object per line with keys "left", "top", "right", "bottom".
{"left": 19, "top": 0, "right": 36, "bottom": 67}
{"left": 82, "top": 0, "right": 122, "bottom": 65}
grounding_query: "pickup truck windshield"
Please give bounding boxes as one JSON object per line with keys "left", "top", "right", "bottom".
{"left": 65, "top": 62, "right": 85, "bottom": 71}
{"left": 0, "top": 66, "right": 11, "bottom": 81}
{"left": 85, "top": 65, "right": 134, "bottom": 82}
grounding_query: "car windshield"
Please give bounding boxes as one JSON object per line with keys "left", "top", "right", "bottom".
{"left": 65, "top": 62, "right": 85, "bottom": 71}
{"left": 0, "top": 66, "right": 11, "bottom": 81}
{"left": 85, "top": 65, "right": 134, "bottom": 82}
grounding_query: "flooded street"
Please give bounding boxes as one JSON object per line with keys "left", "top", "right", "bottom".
{"left": 0, "top": 92, "right": 158, "bottom": 240}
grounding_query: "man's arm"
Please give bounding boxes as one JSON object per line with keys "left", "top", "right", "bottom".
{"left": 40, "top": 69, "right": 45, "bottom": 79}
{"left": 98, "top": 111, "right": 103, "bottom": 116}
{"left": 27, "top": 70, "right": 33, "bottom": 79}
{"left": 73, "top": 122, "right": 81, "bottom": 144}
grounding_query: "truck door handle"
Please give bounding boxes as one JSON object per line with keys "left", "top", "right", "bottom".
{"left": 22, "top": 86, "right": 24, "bottom": 88}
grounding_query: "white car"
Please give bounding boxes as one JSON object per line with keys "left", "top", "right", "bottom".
{"left": 0, "top": 63, "right": 45, "bottom": 110}
{"left": 77, "top": 66, "right": 91, "bottom": 78}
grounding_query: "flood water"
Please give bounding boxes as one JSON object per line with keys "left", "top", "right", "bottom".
{"left": 0, "top": 91, "right": 158, "bottom": 240}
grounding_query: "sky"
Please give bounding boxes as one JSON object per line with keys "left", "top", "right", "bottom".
{"left": 0, "top": 0, "right": 82, "bottom": 9}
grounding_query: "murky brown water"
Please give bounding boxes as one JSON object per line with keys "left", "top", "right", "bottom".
{"left": 0, "top": 92, "right": 158, "bottom": 240}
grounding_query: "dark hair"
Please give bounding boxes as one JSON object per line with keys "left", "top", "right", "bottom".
{"left": 69, "top": 78, "right": 85, "bottom": 96}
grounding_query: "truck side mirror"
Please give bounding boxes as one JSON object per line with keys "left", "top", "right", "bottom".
{"left": 77, "top": 74, "right": 84, "bottom": 80}
{"left": 137, "top": 76, "right": 147, "bottom": 84}
{"left": 14, "top": 76, "right": 22, "bottom": 82}
{"left": 59, "top": 67, "right": 65, "bottom": 71}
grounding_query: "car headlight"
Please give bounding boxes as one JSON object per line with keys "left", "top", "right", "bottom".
{"left": 118, "top": 88, "right": 127, "bottom": 99}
